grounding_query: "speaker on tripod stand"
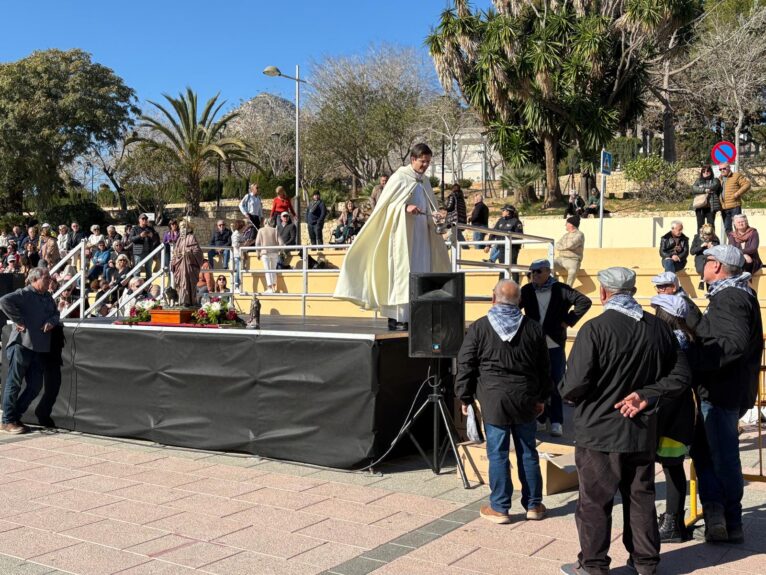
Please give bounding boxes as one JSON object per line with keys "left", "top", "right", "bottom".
{"left": 386, "top": 272, "right": 470, "bottom": 487}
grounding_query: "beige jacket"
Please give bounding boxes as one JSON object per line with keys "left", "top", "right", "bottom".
{"left": 555, "top": 229, "right": 585, "bottom": 261}
{"left": 720, "top": 172, "right": 751, "bottom": 210}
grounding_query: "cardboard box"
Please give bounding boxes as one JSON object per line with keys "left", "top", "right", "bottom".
{"left": 458, "top": 440, "right": 578, "bottom": 496}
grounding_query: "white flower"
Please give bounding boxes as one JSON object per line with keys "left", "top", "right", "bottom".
{"left": 210, "top": 301, "right": 221, "bottom": 313}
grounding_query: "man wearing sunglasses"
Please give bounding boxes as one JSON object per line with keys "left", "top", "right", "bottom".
{"left": 520, "top": 259, "right": 591, "bottom": 438}
{"left": 718, "top": 162, "right": 751, "bottom": 239}
{"left": 686, "top": 244, "right": 761, "bottom": 544}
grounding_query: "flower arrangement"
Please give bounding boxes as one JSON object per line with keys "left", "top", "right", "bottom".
{"left": 192, "top": 297, "right": 240, "bottom": 325}
{"left": 125, "top": 299, "right": 160, "bottom": 323}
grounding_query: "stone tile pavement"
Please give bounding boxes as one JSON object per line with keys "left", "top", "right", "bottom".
{"left": 0, "top": 424, "right": 762, "bottom": 575}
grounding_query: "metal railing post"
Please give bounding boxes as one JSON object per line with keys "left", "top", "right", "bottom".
{"left": 302, "top": 245, "right": 308, "bottom": 317}
{"left": 79, "top": 241, "right": 86, "bottom": 318}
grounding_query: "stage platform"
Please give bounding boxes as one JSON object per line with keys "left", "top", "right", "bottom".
{"left": 4, "top": 317, "right": 434, "bottom": 469}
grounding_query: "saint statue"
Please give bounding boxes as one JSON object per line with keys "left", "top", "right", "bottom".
{"left": 171, "top": 219, "right": 204, "bottom": 307}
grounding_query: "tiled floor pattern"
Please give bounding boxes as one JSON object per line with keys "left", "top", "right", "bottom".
{"left": 0, "top": 427, "right": 763, "bottom": 574}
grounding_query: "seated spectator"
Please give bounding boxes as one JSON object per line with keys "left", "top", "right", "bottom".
{"left": 105, "top": 225, "right": 122, "bottom": 248}
{"left": 9, "top": 224, "right": 26, "bottom": 246}
{"left": 215, "top": 275, "right": 232, "bottom": 302}
{"left": 564, "top": 190, "right": 585, "bottom": 219}
{"left": 57, "top": 284, "right": 80, "bottom": 318}
{"left": 122, "top": 224, "right": 134, "bottom": 260}
{"left": 196, "top": 258, "right": 215, "bottom": 300}
{"left": 332, "top": 201, "right": 362, "bottom": 244}
{"left": 4, "top": 254, "right": 19, "bottom": 274}
{"left": 87, "top": 240, "right": 111, "bottom": 281}
{"left": 690, "top": 223, "right": 720, "bottom": 289}
{"left": 148, "top": 284, "right": 162, "bottom": 300}
{"left": 57, "top": 225, "right": 69, "bottom": 256}
{"left": 728, "top": 214, "right": 761, "bottom": 274}
{"left": 24, "top": 242, "right": 40, "bottom": 268}
{"left": 17, "top": 255, "right": 31, "bottom": 276}
{"left": 162, "top": 219, "right": 180, "bottom": 266}
{"left": 650, "top": 271, "right": 701, "bottom": 325}
{"left": 66, "top": 222, "right": 86, "bottom": 251}
{"left": 20, "top": 226, "right": 39, "bottom": 251}
{"left": 659, "top": 221, "right": 689, "bottom": 272}
{"left": 87, "top": 224, "right": 105, "bottom": 248}
{"left": 93, "top": 279, "right": 114, "bottom": 316}
{"left": 554, "top": 216, "right": 584, "bottom": 287}
{"left": 585, "top": 188, "right": 601, "bottom": 218}
{"left": 208, "top": 220, "right": 232, "bottom": 270}
{"left": 278, "top": 213, "right": 297, "bottom": 247}
{"left": 107, "top": 253, "right": 131, "bottom": 297}
{"left": 0, "top": 227, "right": 8, "bottom": 248}
{"left": 4, "top": 241, "right": 18, "bottom": 266}
{"left": 119, "top": 276, "right": 146, "bottom": 314}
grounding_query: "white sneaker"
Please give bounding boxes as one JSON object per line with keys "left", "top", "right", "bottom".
{"left": 536, "top": 421, "right": 547, "bottom": 433}
{"left": 550, "top": 423, "right": 563, "bottom": 437}
{"left": 264, "top": 288, "right": 274, "bottom": 294}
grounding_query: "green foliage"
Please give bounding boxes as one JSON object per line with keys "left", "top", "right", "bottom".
{"left": 35, "top": 201, "right": 110, "bottom": 231}
{"left": 457, "top": 178, "right": 473, "bottom": 189}
{"left": 130, "top": 88, "right": 258, "bottom": 216}
{"left": 624, "top": 156, "right": 687, "bottom": 202}
{"left": 95, "top": 184, "right": 117, "bottom": 208}
{"left": 429, "top": 176, "right": 441, "bottom": 189}
{"left": 501, "top": 165, "right": 544, "bottom": 205}
{"left": 677, "top": 129, "right": 718, "bottom": 166}
{"left": 610, "top": 137, "right": 641, "bottom": 169}
{"left": 0, "top": 49, "right": 138, "bottom": 214}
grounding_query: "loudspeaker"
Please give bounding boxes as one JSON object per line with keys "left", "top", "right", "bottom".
{"left": 409, "top": 272, "right": 465, "bottom": 358}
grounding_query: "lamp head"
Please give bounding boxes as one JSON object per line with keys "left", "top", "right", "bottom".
{"left": 263, "top": 66, "right": 282, "bottom": 77}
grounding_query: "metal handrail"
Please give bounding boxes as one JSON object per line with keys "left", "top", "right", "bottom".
{"left": 50, "top": 241, "right": 87, "bottom": 319}
{"left": 103, "top": 244, "right": 167, "bottom": 317}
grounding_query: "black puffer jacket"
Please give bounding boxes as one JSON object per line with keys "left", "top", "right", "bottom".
{"left": 659, "top": 231, "right": 689, "bottom": 266}
{"left": 692, "top": 177, "right": 722, "bottom": 212}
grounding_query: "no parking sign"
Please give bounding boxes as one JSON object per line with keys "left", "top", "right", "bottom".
{"left": 710, "top": 141, "right": 737, "bottom": 165}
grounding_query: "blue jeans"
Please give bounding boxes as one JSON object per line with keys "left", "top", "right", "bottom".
{"left": 207, "top": 249, "right": 230, "bottom": 270}
{"left": 472, "top": 231, "right": 485, "bottom": 249}
{"left": 662, "top": 258, "right": 684, "bottom": 273}
{"left": 691, "top": 400, "right": 743, "bottom": 528}
{"left": 484, "top": 420, "right": 542, "bottom": 513}
{"left": 539, "top": 346, "right": 565, "bottom": 425}
{"left": 233, "top": 257, "right": 241, "bottom": 290}
{"left": 722, "top": 206, "right": 742, "bottom": 239}
{"left": 2, "top": 345, "right": 45, "bottom": 424}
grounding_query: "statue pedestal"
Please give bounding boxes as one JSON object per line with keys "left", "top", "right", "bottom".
{"left": 150, "top": 308, "right": 195, "bottom": 325}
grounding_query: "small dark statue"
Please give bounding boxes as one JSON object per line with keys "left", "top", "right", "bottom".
{"left": 247, "top": 294, "right": 262, "bottom": 329}
{"left": 163, "top": 287, "right": 179, "bottom": 308}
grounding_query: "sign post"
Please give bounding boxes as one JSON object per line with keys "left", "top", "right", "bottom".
{"left": 710, "top": 141, "right": 737, "bottom": 171}
{"left": 598, "top": 149, "right": 612, "bottom": 248}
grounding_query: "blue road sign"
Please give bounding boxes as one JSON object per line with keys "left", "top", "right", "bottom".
{"left": 600, "top": 150, "right": 612, "bottom": 175}
{"left": 711, "top": 141, "right": 736, "bottom": 165}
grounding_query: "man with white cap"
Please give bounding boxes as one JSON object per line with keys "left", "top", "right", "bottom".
{"left": 650, "top": 271, "right": 700, "bottom": 325}
{"left": 560, "top": 267, "right": 691, "bottom": 575}
{"left": 520, "top": 258, "right": 591, "bottom": 437}
{"left": 686, "top": 244, "right": 761, "bottom": 544}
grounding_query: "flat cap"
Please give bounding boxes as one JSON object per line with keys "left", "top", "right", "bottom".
{"left": 529, "top": 259, "right": 551, "bottom": 271}
{"left": 650, "top": 271, "right": 679, "bottom": 287}
{"left": 597, "top": 267, "right": 636, "bottom": 291}
{"left": 704, "top": 244, "right": 745, "bottom": 268}
{"left": 651, "top": 294, "right": 689, "bottom": 319}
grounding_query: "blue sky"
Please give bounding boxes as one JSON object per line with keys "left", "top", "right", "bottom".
{"left": 1, "top": 0, "right": 491, "bottom": 110}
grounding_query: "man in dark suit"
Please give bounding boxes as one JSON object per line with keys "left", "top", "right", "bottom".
{"left": 520, "top": 259, "right": 591, "bottom": 437}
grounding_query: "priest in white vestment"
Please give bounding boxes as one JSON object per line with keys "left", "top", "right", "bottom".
{"left": 334, "top": 143, "right": 451, "bottom": 330}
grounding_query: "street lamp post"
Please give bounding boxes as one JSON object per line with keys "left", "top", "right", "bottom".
{"left": 263, "top": 65, "right": 306, "bottom": 246}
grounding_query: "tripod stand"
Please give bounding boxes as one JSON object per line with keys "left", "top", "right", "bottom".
{"left": 389, "top": 360, "right": 470, "bottom": 489}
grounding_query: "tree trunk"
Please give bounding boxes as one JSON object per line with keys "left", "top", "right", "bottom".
{"left": 662, "top": 106, "right": 677, "bottom": 163}
{"left": 543, "top": 133, "right": 561, "bottom": 205}
{"left": 186, "top": 175, "right": 202, "bottom": 216}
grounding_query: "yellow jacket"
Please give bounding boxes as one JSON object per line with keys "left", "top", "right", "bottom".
{"left": 720, "top": 172, "right": 751, "bottom": 210}
{"left": 334, "top": 165, "right": 450, "bottom": 310}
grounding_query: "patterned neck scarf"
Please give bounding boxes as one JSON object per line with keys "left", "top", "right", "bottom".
{"left": 707, "top": 272, "right": 754, "bottom": 299}
{"left": 673, "top": 329, "right": 690, "bottom": 351}
{"left": 676, "top": 286, "right": 689, "bottom": 299}
{"left": 604, "top": 293, "right": 644, "bottom": 321}
{"left": 533, "top": 276, "right": 556, "bottom": 292}
{"left": 487, "top": 303, "right": 524, "bottom": 342}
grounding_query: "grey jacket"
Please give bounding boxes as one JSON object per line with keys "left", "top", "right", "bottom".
{"left": 0, "top": 286, "right": 60, "bottom": 353}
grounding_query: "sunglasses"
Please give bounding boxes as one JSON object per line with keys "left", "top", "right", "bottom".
{"left": 704, "top": 258, "right": 718, "bottom": 265}
{"left": 531, "top": 269, "right": 547, "bottom": 275}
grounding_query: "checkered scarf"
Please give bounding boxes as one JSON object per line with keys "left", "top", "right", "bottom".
{"left": 487, "top": 303, "right": 524, "bottom": 342}
{"left": 707, "top": 272, "right": 754, "bottom": 299}
{"left": 604, "top": 293, "right": 644, "bottom": 321}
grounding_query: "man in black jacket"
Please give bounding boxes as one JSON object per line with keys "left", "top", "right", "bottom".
{"left": 687, "top": 245, "right": 762, "bottom": 544}
{"left": 659, "top": 221, "right": 689, "bottom": 272}
{"left": 305, "top": 191, "right": 327, "bottom": 246}
{"left": 560, "top": 267, "right": 691, "bottom": 575}
{"left": 208, "top": 220, "right": 232, "bottom": 270}
{"left": 66, "top": 222, "right": 86, "bottom": 252}
{"left": 484, "top": 205, "right": 523, "bottom": 281}
{"left": 456, "top": 279, "right": 551, "bottom": 525}
{"left": 470, "top": 192, "right": 489, "bottom": 248}
{"left": 520, "top": 259, "right": 592, "bottom": 437}
{"left": 128, "top": 215, "right": 159, "bottom": 277}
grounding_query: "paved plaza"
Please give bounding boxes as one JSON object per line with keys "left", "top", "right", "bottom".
{"left": 0, "top": 424, "right": 763, "bottom": 575}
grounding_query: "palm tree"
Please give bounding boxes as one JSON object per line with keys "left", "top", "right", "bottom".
{"left": 501, "top": 165, "right": 544, "bottom": 205}
{"left": 130, "top": 88, "right": 256, "bottom": 215}
{"left": 427, "top": 0, "right": 696, "bottom": 206}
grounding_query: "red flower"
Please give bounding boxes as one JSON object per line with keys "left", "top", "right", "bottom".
{"left": 226, "top": 309, "right": 237, "bottom": 320}
{"left": 211, "top": 297, "right": 220, "bottom": 303}
{"left": 129, "top": 307, "right": 137, "bottom": 317}
{"left": 198, "top": 309, "right": 208, "bottom": 318}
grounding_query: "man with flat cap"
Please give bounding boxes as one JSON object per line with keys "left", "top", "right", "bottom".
{"left": 484, "top": 205, "right": 523, "bottom": 282}
{"left": 686, "top": 244, "right": 761, "bottom": 544}
{"left": 520, "top": 258, "right": 591, "bottom": 437}
{"left": 650, "top": 271, "right": 701, "bottom": 325}
{"left": 560, "top": 267, "right": 691, "bottom": 575}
